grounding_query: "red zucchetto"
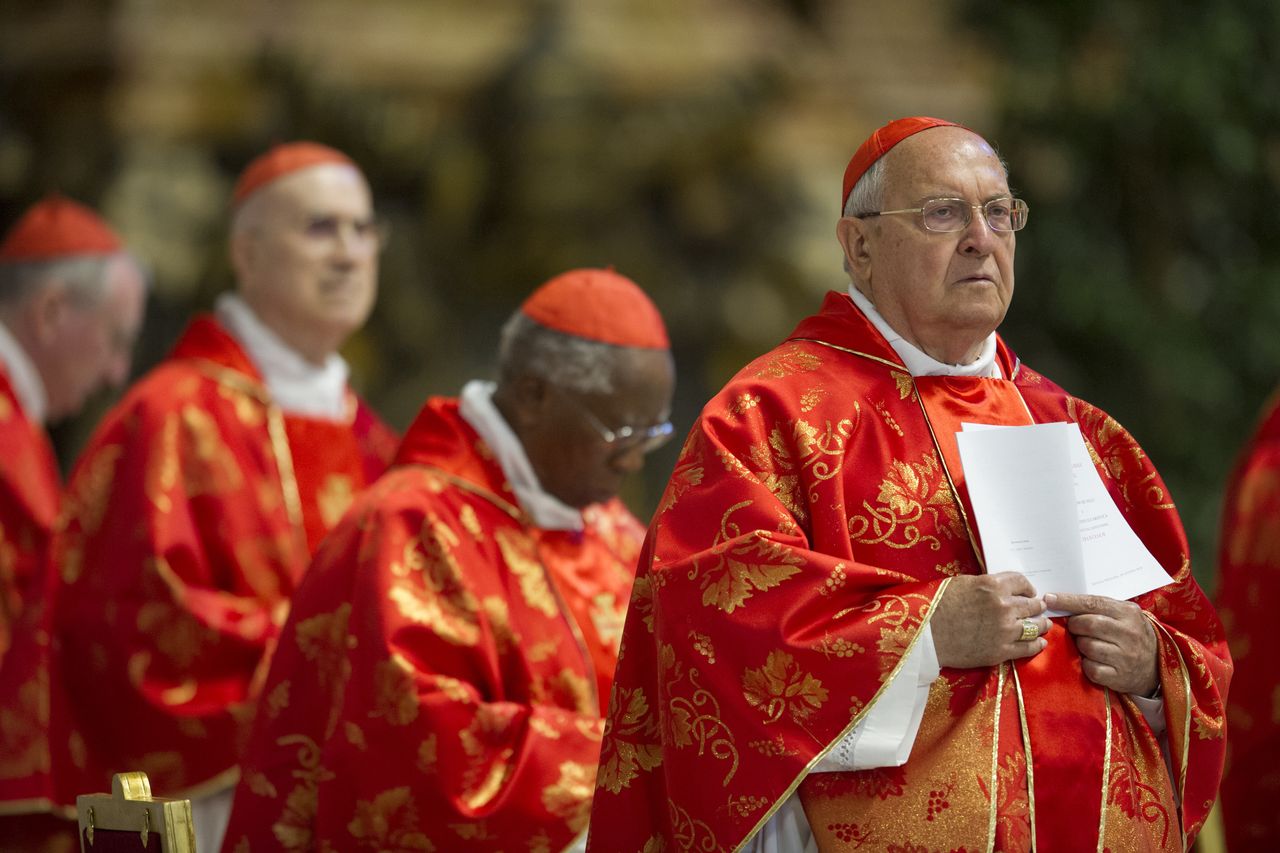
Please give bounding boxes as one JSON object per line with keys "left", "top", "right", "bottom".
{"left": 0, "top": 195, "right": 122, "bottom": 262}
{"left": 521, "top": 268, "right": 670, "bottom": 350}
{"left": 841, "top": 117, "right": 967, "bottom": 211}
{"left": 232, "top": 141, "right": 358, "bottom": 208}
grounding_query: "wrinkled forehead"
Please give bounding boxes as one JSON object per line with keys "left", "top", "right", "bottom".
{"left": 251, "top": 163, "right": 373, "bottom": 218}
{"left": 882, "top": 126, "right": 1009, "bottom": 197}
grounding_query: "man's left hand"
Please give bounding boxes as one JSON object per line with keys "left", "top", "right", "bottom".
{"left": 1043, "top": 592, "right": 1159, "bottom": 697}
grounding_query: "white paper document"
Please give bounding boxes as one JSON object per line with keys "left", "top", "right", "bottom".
{"left": 955, "top": 421, "right": 1171, "bottom": 604}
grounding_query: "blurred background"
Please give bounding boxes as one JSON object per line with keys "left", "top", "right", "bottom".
{"left": 2, "top": 0, "right": 1277, "bottom": 592}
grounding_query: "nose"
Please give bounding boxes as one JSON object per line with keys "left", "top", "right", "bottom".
{"left": 958, "top": 208, "right": 999, "bottom": 256}
{"left": 610, "top": 444, "right": 647, "bottom": 475}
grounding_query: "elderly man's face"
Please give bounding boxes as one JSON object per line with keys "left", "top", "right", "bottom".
{"left": 840, "top": 127, "right": 1016, "bottom": 364}
{"left": 232, "top": 164, "right": 379, "bottom": 363}
{"left": 521, "top": 348, "right": 676, "bottom": 509}
{"left": 42, "top": 255, "right": 146, "bottom": 421}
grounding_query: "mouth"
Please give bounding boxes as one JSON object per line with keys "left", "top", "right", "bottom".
{"left": 954, "top": 274, "right": 995, "bottom": 286}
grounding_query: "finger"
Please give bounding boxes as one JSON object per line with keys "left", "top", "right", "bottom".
{"left": 1014, "top": 595, "right": 1048, "bottom": 619}
{"left": 1008, "top": 636, "right": 1048, "bottom": 660}
{"left": 1065, "top": 613, "right": 1118, "bottom": 640}
{"left": 990, "top": 571, "right": 1039, "bottom": 597}
{"left": 1075, "top": 635, "right": 1123, "bottom": 666}
{"left": 1044, "top": 592, "right": 1126, "bottom": 617}
{"left": 1079, "top": 658, "right": 1121, "bottom": 690}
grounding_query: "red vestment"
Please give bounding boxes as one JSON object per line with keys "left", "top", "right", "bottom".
{"left": 586, "top": 292, "right": 1229, "bottom": 853}
{"left": 0, "top": 315, "right": 396, "bottom": 826}
{"left": 1215, "top": 389, "right": 1280, "bottom": 851}
{"left": 0, "top": 369, "right": 59, "bottom": 667}
{"left": 220, "top": 397, "right": 642, "bottom": 852}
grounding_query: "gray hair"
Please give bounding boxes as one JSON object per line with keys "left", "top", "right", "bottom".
{"left": 843, "top": 157, "right": 887, "bottom": 218}
{"left": 497, "top": 312, "right": 625, "bottom": 394}
{"left": 0, "top": 255, "right": 119, "bottom": 308}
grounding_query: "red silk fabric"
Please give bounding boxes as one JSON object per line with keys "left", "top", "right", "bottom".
{"left": 221, "top": 398, "right": 643, "bottom": 851}
{"left": 1216, "top": 389, "right": 1280, "bottom": 850}
{"left": 0, "top": 369, "right": 59, "bottom": 668}
{"left": 0, "top": 316, "right": 395, "bottom": 822}
{"left": 585, "top": 291, "right": 1229, "bottom": 853}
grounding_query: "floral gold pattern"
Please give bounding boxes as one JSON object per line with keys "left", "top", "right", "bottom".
{"left": 741, "top": 650, "right": 829, "bottom": 724}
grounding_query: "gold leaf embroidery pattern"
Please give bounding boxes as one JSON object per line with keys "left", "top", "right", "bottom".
{"left": 1068, "top": 397, "right": 1173, "bottom": 511}
{"left": 589, "top": 591, "right": 625, "bottom": 652}
{"left": 753, "top": 344, "right": 823, "bottom": 379}
{"left": 668, "top": 799, "right": 720, "bottom": 852}
{"left": 494, "top": 528, "right": 558, "bottom": 618}
{"left": 799, "top": 387, "right": 826, "bottom": 412}
{"left": 745, "top": 416, "right": 856, "bottom": 524}
{"left": 891, "top": 370, "right": 916, "bottom": 401}
{"left": 459, "top": 504, "right": 483, "bottom": 540}
{"left": 663, "top": 644, "right": 740, "bottom": 787}
{"left": 295, "top": 603, "right": 355, "bottom": 691}
{"left": 270, "top": 735, "right": 334, "bottom": 851}
{"left": 389, "top": 517, "right": 481, "bottom": 647}
{"left": 658, "top": 431, "right": 706, "bottom": 515}
{"left": 458, "top": 707, "right": 519, "bottom": 810}
{"left": 692, "top": 503, "right": 803, "bottom": 614}
{"left": 848, "top": 452, "right": 962, "bottom": 550}
{"left": 0, "top": 669, "right": 50, "bottom": 779}
{"left": 597, "top": 685, "right": 664, "bottom": 794}
{"left": 742, "top": 650, "right": 829, "bottom": 724}
{"left": 317, "top": 474, "right": 354, "bottom": 530}
{"left": 347, "top": 787, "right": 434, "bottom": 850}
{"left": 541, "top": 760, "right": 594, "bottom": 832}
{"left": 371, "top": 654, "right": 419, "bottom": 726}
{"left": 181, "top": 405, "right": 245, "bottom": 497}
{"left": 63, "top": 444, "right": 122, "bottom": 556}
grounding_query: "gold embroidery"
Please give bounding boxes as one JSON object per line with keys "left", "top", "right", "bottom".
{"left": 218, "top": 384, "right": 264, "bottom": 427}
{"left": 692, "top": 503, "right": 803, "bottom": 613}
{"left": 63, "top": 444, "right": 122, "bottom": 553}
{"left": 727, "top": 392, "right": 762, "bottom": 418}
{"left": 459, "top": 504, "right": 483, "bottom": 540}
{"left": 182, "top": 405, "right": 245, "bottom": 496}
{"left": 494, "top": 528, "right": 558, "bottom": 618}
{"left": 742, "top": 650, "right": 829, "bottom": 724}
{"left": 317, "top": 474, "right": 354, "bottom": 529}
{"left": 668, "top": 799, "right": 719, "bottom": 851}
{"left": 629, "top": 575, "right": 656, "bottom": 633}
{"left": 874, "top": 399, "right": 905, "bottom": 436}
{"left": 689, "top": 631, "right": 717, "bottom": 664}
{"left": 371, "top": 654, "right": 419, "bottom": 725}
{"left": 663, "top": 645, "right": 740, "bottom": 786}
{"left": 417, "top": 734, "right": 437, "bottom": 772}
{"left": 0, "top": 670, "right": 51, "bottom": 779}
{"left": 270, "top": 735, "right": 334, "bottom": 851}
{"left": 246, "top": 771, "right": 277, "bottom": 798}
{"left": 799, "top": 387, "right": 825, "bottom": 412}
{"left": 747, "top": 736, "right": 798, "bottom": 758}
{"left": 347, "top": 787, "right": 434, "bottom": 850}
{"left": 295, "top": 604, "right": 355, "bottom": 693}
{"left": 480, "top": 595, "right": 518, "bottom": 653}
{"left": 891, "top": 370, "right": 916, "bottom": 400}
{"left": 754, "top": 343, "right": 823, "bottom": 379}
{"left": 589, "top": 591, "right": 625, "bottom": 651}
{"left": 344, "top": 721, "right": 367, "bottom": 751}
{"left": 541, "top": 760, "right": 594, "bottom": 832}
{"left": 596, "top": 687, "right": 664, "bottom": 794}
{"left": 659, "top": 431, "right": 706, "bottom": 514}
{"left": 849, "top": 452, "right": 963, "bottom": 550}
{"left": 265, "top": 680, "right": 290, "bottom": 720}
{"left": 745, "top": 416, "right": 856, "bottom": 523}
{"left": 820, "top": 563, "right": 847, "bottom": 596}
{"left": 390, "top": 518, "right": 481, "bottom": 646}
{"left": 1069, "top": 397, "right": 1174, "bottom": 511}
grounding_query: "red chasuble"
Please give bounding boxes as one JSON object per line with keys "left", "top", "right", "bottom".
{"left": 1216, "top": 389, "right": 1280, "bottom": 851}
{"left": 219, "top": 397, "right": 643, "bottom": 852}
{"left": 0, "top": 315, "right": 395, "bottom": 824}
{"left": 0, "top": 368, "right": 59, "bottom": 667}
{"left": 586, "top": 292, "right": 1229, "bottom": 853}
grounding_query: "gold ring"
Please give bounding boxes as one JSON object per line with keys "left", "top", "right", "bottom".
{"left": 1018, "top": 618, "right": 1040, "bottom": 642}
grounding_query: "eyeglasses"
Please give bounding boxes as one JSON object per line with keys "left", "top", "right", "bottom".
{"left": 298, "top": 214, "right": 390, "bottom": 253}
{"left": 857, "top": 197, "right": 1029, "bottom": 233}
{"left": 564, "top": 396, "right": 675, "bottom": 455}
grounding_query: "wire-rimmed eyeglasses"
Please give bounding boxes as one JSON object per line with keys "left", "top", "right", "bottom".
{"left": 566, "top": 397, "right": 675, "bottom": 455}
{"left": 857, "top": 197, "right": 1029, "bottom": 233}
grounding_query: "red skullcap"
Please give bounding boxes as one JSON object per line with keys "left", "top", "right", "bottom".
{"left": 232, "top": 141, "right": 358, "bottom": 208}
{"left": 841, "top": 117, "right": 967, "bottom": 211}
{"left": 521, "top": 268, "right": 670, "bottom": 350}
{"left": 0, "top": 195, "right": 122, "bottom": 262}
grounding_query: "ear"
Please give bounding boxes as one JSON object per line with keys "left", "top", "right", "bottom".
{"left": 28, "top": 281, "right": 71, "bottom": 345}
{"left": 504, "top": 373, "right": 554, "bottom": 429}
{"left": 229, "top": 228, "right": 256, "bottom": 282}
{"left": 836, "top": 216, "right": 875, "bottom": 284}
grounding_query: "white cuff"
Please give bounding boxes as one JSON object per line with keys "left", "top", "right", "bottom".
{"left": 813, "top": 623, "right": 939, "bottom": 771}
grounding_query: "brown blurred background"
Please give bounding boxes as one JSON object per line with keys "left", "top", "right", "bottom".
{"left": 3, "top": 0, "right": 1278, "bottom": 593}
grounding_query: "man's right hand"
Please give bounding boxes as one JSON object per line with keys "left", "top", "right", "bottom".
{"left": 930, "top": 572, "right": 1049, "bottom": 668}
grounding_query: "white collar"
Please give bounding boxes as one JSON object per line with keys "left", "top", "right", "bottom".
{"left": 215, "top": 293, "right": 350, "bottom": 420}
{"left": 0, "top": 319, "right": 48, "bottom": 424}
{"left": 457, "top": 379, "right": 584, "bottom": 531}
{"left": 846, "top": 283, "right": 1000, "bottom": 379}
